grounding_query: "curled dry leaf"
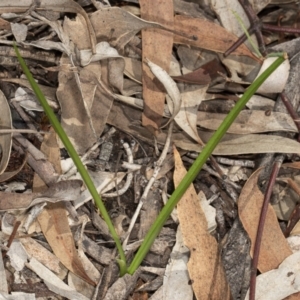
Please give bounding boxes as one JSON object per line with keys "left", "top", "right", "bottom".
{"left": 146, "top": 59, "right": 181, "bottom": 126}
{"left": 255, "top": 56, "right": 290, "bottom": 93}
{"left": 0, "top": 89, "right": 12, "bottom": 175}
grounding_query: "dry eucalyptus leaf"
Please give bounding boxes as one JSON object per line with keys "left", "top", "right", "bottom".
{"left": 26, "top": 257, "right": 90, "bottom": 300}
{"left": 173, "top": 85, "right": 207, "bottom": 144}
{"left": 0, "top": 89, "right": 12, "bottom": 175}
{"left": 173, "top": 147, "right": 231, "bottom": 299}
{"left": 163, "top": 226, "right": 193, "bottom": 300}
{"left": 21, "top": 237, "right": 62, "bottom": 275}
{"left": 140, "top": 0, "right": 174, "bottom": 132}
{"left": 238, "top": 168, "right": 292, "bottom": 273}
{"left": 90, "top": 7, "right": 167, "bottom": 49}
{"left": 197, "top": 110, "right": 297, "bottom": 134}
{"left": 37, "top": 202, "right": 96, "bottom": 286}
{"left": 212, "top": 133, "right": 300, "bottom": 155}
{"left": 173, "top": 14, "right": 258, "bottom": 59}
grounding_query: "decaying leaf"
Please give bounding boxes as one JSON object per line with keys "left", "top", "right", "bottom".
{"left": 238, "top": 168, "right": 292, "bottom": 272}
{"left": 173, "top": 147, "right": 231, "bottom": 299}
{"left": 245, "top": 251, "right": 300, "bottom": 300}
{"left": 163, "top": 226, "right": 193, "bottom": 299}
{"left": 140, "top": 0, "right": 174, "bottom": 132}
{"left": 173, "top": 14, "right": 259, "bottom": 59}
{"left": 0, "top": 89, "right": 12, "bottom": 175}
{"left": 197, "top": 110, "right": 297, "bottom": 134}
{"left": 26, "top": 257, "right": 90, "bottom": 300}
{"left": 172, "top": 58, "right": 227, "bottom": 85}
{"left": 37, "top": 202, "right": 95, "bottom": 286}
{"left": 90, "top": 7, "right": 169, "bottom": 49}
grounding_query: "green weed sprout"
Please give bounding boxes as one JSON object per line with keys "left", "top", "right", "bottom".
{"left": 14, "top": 43, "right": 286, "bottom": 276}
{"left": 13, "top": 44, "right": 127, "bottom": 276}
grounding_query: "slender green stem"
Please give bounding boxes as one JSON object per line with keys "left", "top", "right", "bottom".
{"left": 13, "top": 44, "right": 127, "bottom": 276}
{"left": 127, "top": 54, "right": 286, "bottom": 275}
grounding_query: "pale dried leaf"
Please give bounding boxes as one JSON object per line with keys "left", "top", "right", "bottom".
{"left": 163, "top": 226, "right": 193, "bottom": 300}
{"left": 198, "top": 191, "right": 217, "bottom": 233}
{"left": 0, "top": 89, "right": 12, "bottom": 175}
{"left": 211, "top": 134, "right": 300, "bottom": 155}
{"left": 256, "top": 56, "right": 290, "bottom": 93}
{"left": 245, "top": 251, "right": 300, "bottom": 300}
{"left": 79, "top": 41, "right": 122, "bottom": 67}
{"left": 14, "top": 87, "right": 43, "bottom": 111}
{"left": 173, "top": 147, "right": 231, "bottom": 299}
{"left": 0, "top": 292, "right": 36, "bottom": 299}
{"left": 26, "top": 40, "right": 66, "bottom": 53}
{"left": 197, "top": 110, "right": 297, "bottom": 134}
{"left": 73, "top": 171, "right": 126, "bottom": 209}
{"left": 172, "top": 85, "right": 207, "bottom": 144}
{"left": 2, "top": 78, "right": 58, "bottom": 109}
{"left": 90, "top": 7, "right": 167, "bottom": 49}
{"left": 238, "top": 168, "right": 292, "bottom": 272}
{"left": 146, "top": 59, "right": 181, "bottom": 127}
{"left": 26, "top": 257, "right": 89, "bottom": 300}
{"left": 7, "top": 240, "right": 28, "bottom": 272}
{"left": 11, "top": 22, "right": 27, "bottom": 42}
{"left": 20, "top": 237, "right": 62, "bottom": 275}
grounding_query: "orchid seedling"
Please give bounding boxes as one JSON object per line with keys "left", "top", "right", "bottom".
{"left": 14, "top": 43, "right": 286, "bottom": 276}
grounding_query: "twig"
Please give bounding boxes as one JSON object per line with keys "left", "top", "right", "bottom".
{"left": 249, "top": 156, "right": 283, "bottom": 300}
{"left": 280, "top": 92, "right": 300, "bottom": 142}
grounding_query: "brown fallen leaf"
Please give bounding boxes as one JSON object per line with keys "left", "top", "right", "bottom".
{"left": 238, "top": 168, "right": 292, "bottom": 272}
{"left": 33, "top": 130, "right": 95, "bottom": 286}
{"left": 140, "top": 0, "right": 174, "bottom": 134}
{"left": 173, "top": 147, "right": 231, "bottom": 299}
{"left": 172, "top": 58, "right": 227, "bottom": 85}
{"left": 173, "top": 14, "right": 260, "bottom": 60}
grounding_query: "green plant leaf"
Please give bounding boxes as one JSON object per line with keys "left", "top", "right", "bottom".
{"left": 127, "top": 53, "right": 286, "bottom": 275}
{"left": 13, "top": 43, "right": 127, "bottom": 275}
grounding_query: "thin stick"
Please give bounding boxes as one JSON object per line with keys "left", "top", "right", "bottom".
{"left": 249, "top": 157, "right": 283, "bottom": 300}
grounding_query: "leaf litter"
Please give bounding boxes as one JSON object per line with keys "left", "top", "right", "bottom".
{"left": 0, "top": 1, "right": 300, "bottom": 299}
